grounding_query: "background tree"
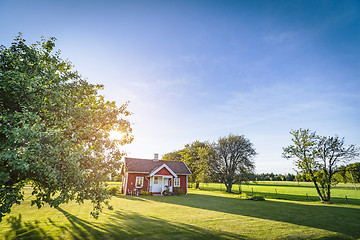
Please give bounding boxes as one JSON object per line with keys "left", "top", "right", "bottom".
{"left": 234, "top": 169, "right": 255, "bottom": 194}
{"left": 162, "top": 151, "right": 183, "bottom": 162}
{"left": 347, "top": 163, "right": 360, "bottom": 183}
{"left": 163, "top": 141, "right": 212, "bottom": 189}
{"left": 335, "top": 162, "right": 360, "bottom": 190}
{"left": 347, "top": 162, "right": 360, "bottom": 190}
{"left": 210, "top": 134, "right": 256, "bottom": 193}
{"left": 0, "top": 34, "right": 133, "bottom": 221}
{"left": 285, "top": 173, "right": 296, "bottom": 181}
{"left": 282, "top": 129, "right": 359, "bottom": 202}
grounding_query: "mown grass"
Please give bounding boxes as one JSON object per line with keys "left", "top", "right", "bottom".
{"left": 1, "top": 182, "right": 360, "bottom": 239}
{"left": 195, "top": 181, "right": 360, "bottom": 205}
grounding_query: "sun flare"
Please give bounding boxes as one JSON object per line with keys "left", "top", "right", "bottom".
{"left": 109, "top": 130, "right": 124, "bottom": 140}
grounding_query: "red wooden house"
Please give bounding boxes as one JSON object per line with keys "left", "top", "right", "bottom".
{"left": 121, "top": 155, "right": 192, "bottom": 195}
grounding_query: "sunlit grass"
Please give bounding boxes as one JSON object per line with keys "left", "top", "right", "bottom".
{"left": 195, "top": 181, "right": 360, "bottom": 205}
{"left": 1, "top": 182, "right": 360, "bottom": 239}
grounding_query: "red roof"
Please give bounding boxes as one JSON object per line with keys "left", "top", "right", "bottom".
{"left": 123, "top": 157, "right": 192, "bottom": 175}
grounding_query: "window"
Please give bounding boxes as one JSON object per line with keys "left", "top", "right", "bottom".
{"left": 154, "top": 177, "right": 158, "bottom": 184}
{"left": 174, "top": 178, "right": 180, "bottom": 187}
{"left": 135, "top": 177, "right": 143, "bottom": 188}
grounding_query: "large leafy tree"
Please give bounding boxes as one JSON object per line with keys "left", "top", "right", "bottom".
{"left": 210, "top": 134, "right": 256, "bottom": 193}
{"left": 282, "top": 129, "right": 359, "bottom": 202}
{"left": 0, "top": 34, "right": 133, "bottom": 221}
{"left": 163, "top": 141, "right": 213, "bottom": 189}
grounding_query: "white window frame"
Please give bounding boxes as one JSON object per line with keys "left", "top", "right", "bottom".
{"left": 135, "top": 177, "right": 144, "bottom": 188}
{"left": 154, "top": 176, "right": 158, "bottom": 184}
{"left": 174, "top": 178, "right": 180, "bottom": 187}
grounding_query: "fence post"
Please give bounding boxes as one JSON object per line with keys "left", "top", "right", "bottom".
{"left": 306, "top": 193, "right": 308, "bottom": 200}
{"left": 345, "top": 196, "right": 349, "bottom": 204}
{"left": 275, "top": 189, "right": 278, "bottom": 198}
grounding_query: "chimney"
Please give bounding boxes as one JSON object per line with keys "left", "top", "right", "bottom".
{"left": 154, "top": 153, "right": 159, "bottom": 161}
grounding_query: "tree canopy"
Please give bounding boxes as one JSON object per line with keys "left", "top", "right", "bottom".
{"left": 210, "top": 134, "right": 256, "bottom": 193}
{"left": 0, "top": 34, "right": 133, "bottom": 221}
{"left": 282, "top": 128, "right": 359, "bottom": 202}
{"left": 163, "top": 141, "right": 213, "bottom": 189}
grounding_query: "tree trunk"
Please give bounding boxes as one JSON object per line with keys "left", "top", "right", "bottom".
{"left": 226, "top": 182, "right": 233, "bottom": 193}
{"left": 325, "top": 171, "right": 332, "bottom": 202}
{"left": 326, "top": 184, "right": 331, "bottom": 202}
{"left": 312, "top": 179, "right": 325, "bottom": 202}
{"left": 195, "top": 182, "right": 200, "bottom": 189}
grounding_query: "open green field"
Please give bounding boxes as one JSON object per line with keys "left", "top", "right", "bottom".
{"left": 195, "top": 181, "right": 360, "bottom": 204}
{"left": 1, "top": 182, "right": 360, "bottom": 239}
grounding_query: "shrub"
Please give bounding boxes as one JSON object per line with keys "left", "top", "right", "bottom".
{"left": 162, "top": 188, "right": 172, "bottom": 196}
{"left": 106, "top": 186, "right": 120, "bottom": 196}
{"left": 237, "top": 193, "right": 265, "bottom": 201}
{"left": 141, "top": 190, "right": 152, "bottom": 196}
{"left": 173, "top": 187, "right": 184, "bottom": 196}
{"left": 251, "top": 194, "right": 265, "bottom": 201}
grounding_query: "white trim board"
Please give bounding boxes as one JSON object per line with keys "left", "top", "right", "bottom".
{"left": 149, "top": 164, "right": 178, "bottom": 178}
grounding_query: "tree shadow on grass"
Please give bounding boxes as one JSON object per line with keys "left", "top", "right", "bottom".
{"left": 55, "top": 207, "right": 245, "bottom": 239}
{"left": 148, "top": 193, "right": 360, "bottom": 239}
{"left": 3, "top": 207, "right": 246, "bottom": 239}
{"left": 112, "top": 195, "right": 146, "bottom": 201}
{"left": 4, "top": 214, "right": 54, "bottom": 240}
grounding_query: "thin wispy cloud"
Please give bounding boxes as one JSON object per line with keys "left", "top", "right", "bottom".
{"left": 263, "top": 31, "right": 298, "bottom": 43}
{"left": 2, "top": 1, "right": 359, "bottom": 173}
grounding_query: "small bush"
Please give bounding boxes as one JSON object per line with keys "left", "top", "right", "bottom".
{"left": 173, "top": 187, "right": 184, "bottom": 196}
{"left": 237, "top": 193, "right": 265, "bottom": 201}
{"left": 162, "top": 188, "right": 172, "bottom": 196}
{"left": 141, "top": 190, "right": 152, "bottom": 196}
{"left": 251, "top": 194, "right": 265, "bottom": 201}
{"left": 106, "top": 186, "right": 120, "bottom": 196}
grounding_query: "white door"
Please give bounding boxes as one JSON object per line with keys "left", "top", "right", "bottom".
{"left": 163, "top": 177, "right": 172, "bottom": 192}
{"left": 152, "top": 176, "right": 162, "bottom": 192}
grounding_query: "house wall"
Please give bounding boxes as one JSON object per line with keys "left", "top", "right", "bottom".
{"left": 178, "top": 175, "right": 188, "bottom": 194}
{"left": 126, "top": 173, "right": 149, "bottom": 195}
{"left": 123, "top": 172, "right": 190, "bottom": 195}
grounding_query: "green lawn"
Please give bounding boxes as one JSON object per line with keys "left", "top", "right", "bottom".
{"left": 1, "top": 182, "right": 360, "bottom": 239}
{"left": 196, "top": 181, "right": 360, "bottom": 204}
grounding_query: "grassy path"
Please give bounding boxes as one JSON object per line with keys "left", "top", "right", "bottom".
{"left": 1, "top": 183, "right": 360, "bottom": 239}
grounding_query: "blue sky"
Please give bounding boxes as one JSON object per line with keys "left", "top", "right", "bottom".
{"left": 1, "top": 0, "right": 360, "bottom": 173}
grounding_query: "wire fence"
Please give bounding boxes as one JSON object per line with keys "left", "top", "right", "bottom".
{"left": 187, "top": 182, "right": 360, "bottom": 205}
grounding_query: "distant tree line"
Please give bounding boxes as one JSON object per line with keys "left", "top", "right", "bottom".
{"left": 252, "top": 173, "right": 296, "bottom": 181}
{"left": 292, "top": 162, "right": 360, "bottom": 184}
{"left": 253, "top": 164, "right": 360, "bottom": 184}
